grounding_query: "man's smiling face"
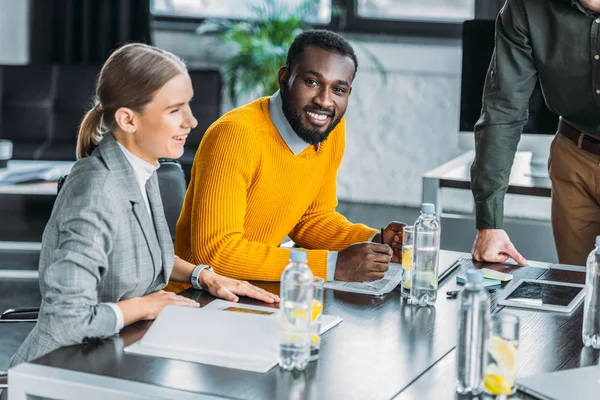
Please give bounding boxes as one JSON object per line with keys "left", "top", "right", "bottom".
{"left": 279, "top": 45, "right": 355, "bottom": 145}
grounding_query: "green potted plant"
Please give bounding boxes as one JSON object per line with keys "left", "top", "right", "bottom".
{"left": 195, "top": 0, "right": 385, "bottom": 106}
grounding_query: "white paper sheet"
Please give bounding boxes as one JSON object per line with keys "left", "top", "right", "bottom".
{"left": 323, "top": 262, "right": 403, "bottom": 295}
{"left": 125, "top": 302, "right": 343, "bottom": 373}
{"left": 125, "top": 306, "right": 279, "bottom": 373}
{"left": 323, "top": 251, "right": 463, "bottom": 296}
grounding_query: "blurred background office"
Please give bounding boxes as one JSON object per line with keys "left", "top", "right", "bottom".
{"left": 0, "top": 0, "right": 561, "bottom": 387}
{"left": 0, "top": 0, "right": 556, "bottom": 262}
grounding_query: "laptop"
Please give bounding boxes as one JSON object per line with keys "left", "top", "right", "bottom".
{"left": 517, "top": 365, "right": 600, "bottom": 400}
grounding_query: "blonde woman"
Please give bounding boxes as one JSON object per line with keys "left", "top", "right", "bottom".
{"left": 10, "top": 43, "right": 279, "bottom": 367}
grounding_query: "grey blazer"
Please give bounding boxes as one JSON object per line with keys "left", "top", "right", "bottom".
{"left": 10, "top": 133, "right": 174, "bottom": 367}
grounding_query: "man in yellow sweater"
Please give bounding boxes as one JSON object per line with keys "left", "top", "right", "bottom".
{"left": 174, "top": 30, "right": 404, "bottom": 283}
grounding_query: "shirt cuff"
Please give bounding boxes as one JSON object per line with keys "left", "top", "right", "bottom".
{"left": 106, "top": 302, "right": 125, "bottom": 333}
{"left": 327, "top": 251, "right": 338, "bottom": 282}
{"left": 475, "top": 201, "right": 505, "bottom": 229}
{"left": 369, "top": 232, "right": 379, "bottom": 242}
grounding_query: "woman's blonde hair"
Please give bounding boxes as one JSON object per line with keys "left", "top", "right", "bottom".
{"left": 76, "top": 43, "right": 187, "bottom": 159}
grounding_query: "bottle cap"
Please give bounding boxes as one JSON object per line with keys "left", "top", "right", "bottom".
{"left": 466, "top": 269, "right": 484, "bottom": 284}
{"left": 290, "top": 249, "right": 307, "bottom": 263}
{"left": 421, "top": 203, "right": 435, "bottom": 214}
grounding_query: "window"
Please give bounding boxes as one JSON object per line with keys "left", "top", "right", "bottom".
{"left": 357, "top": 0, "right": 475, "bottom": 23}
{"left": 152, "top": 0, "right": 486, "bottom": 38}
{"left": 151, "top": 0, "right": 333, "bottom": 24}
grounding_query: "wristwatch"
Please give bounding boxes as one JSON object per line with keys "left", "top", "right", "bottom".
{"left": 191, "top": 264, "right": 214, "bottom": 290}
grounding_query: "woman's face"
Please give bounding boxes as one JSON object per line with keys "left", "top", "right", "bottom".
{"left": 133, "top": 73, "right": 198, "bottom": 163}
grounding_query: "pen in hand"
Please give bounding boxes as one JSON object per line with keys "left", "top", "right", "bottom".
{"left": 380, "top": 228, "right": 385, "bottom": 245}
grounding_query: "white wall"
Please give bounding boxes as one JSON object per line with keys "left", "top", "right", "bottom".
{"left": 0, "top": 0, "right": 29, "bottom": 64}
{"left": 339, "top": 36, "right": 463, "bottom": 207}
{"left": 154, "top": 29, "right": 551, "bottom": 220}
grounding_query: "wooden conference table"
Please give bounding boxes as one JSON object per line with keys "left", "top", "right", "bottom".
{"left": 7, "top": 251, "right": 595, "bottom": 400}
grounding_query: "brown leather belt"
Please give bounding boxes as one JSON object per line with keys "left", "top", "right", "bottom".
{"left": 558, "top": 118, "right": 600, "bottom": 156}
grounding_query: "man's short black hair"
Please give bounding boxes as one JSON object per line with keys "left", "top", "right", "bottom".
{"left": 286, "top": 29, "right": 358, "bottom": 79}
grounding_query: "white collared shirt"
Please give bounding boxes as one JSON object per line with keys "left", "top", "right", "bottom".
{"left": 116, "top": 141, "right": 160, "bottom": 217}
{"left": 269, "top": 90, "right": 320, "bottom": 155}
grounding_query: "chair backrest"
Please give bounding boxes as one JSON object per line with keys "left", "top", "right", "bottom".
{"left": 0, "top": 65, "right": 100, "bottom": 160}
{"left": 57, "top": 174, "right": 68, "bottom": 194}
{"left": 56, "top": 159, "right": 185, "bottom": 242}
{"left": 156, "top": 159, "right": 186, "bottom": 242}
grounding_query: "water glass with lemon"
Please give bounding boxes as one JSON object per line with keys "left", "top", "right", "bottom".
{"left": 310, "top": 277, "right": 324, "bottom": 361}
{"left": 484, "top": 314, "right": 520, "bottom": 396}
{"left": 401, "top": 225, "right": 414, "bottom": 298}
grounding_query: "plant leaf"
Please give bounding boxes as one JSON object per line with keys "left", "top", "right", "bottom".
{"left": 193, "top": 0, "right": 386, "bottom": 104}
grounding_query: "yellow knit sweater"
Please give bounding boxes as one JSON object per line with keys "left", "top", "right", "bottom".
{"left": 172, "top": 96, "right": 377, "bottom": 286}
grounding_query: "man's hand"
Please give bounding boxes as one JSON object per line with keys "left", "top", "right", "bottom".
{"left": 472, "top": 229, "right": 527, "bottom": 265}
{"left": 334, "top": 242, "right": 393, "bottom": 282}
{"left": 372, "top": 221, "right": 406, "bottom": 262}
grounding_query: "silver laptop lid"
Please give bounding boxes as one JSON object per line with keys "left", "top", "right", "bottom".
{"left": 517, "top": 365, "right": 600, "bottom": 400}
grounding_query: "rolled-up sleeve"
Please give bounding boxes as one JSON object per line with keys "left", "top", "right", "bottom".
{"left": 471, "top": 0, "right": 538, "bottom": 229}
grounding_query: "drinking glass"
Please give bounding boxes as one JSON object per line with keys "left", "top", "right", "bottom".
{"left": 309, "top": 277, "right": 324, "bottom": 361}
{"left": 401, "top": 225, "right": 414, "bottom": 298}
{"left": 484, "top": 313, "right": 520, "bottom": 395}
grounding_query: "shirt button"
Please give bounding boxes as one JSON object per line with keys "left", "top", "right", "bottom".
{"left": 596, "top": 55, "right": 600, "bottom": 60}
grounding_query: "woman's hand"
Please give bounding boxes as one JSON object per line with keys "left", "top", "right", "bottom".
{"left": 140, "top": 290, "right": 200, "bottom": 320}
{"left": 200, "top": 270, "right": 280, "bottom": 304}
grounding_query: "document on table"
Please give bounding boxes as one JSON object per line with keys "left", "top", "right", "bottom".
{"left": 125, "top": 305, "right": 280, "bottom": 373}
{"left": 125, "top": 302, "right": 343, "bottom": 373}
{"left": 324, "top": 262, "right": 403, "bottom": 296}
{"left": 323, "top": 252, "right": 463, "bottom": 296}
{"left": 203, "top": 300, "right": 343, "bottom": 334}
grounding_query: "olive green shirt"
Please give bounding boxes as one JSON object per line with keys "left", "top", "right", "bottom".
{"left": 472, "top": 0, "right": 600, "bottom": 229}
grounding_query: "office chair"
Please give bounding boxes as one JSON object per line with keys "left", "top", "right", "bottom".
{"left": 0, "top": 159, "right": 188, "bottom": 391}
{"left": 155, "top": 158, "right": 187, "bottom": 242}
{"left": 0, "top": 175, "right": 67, "bottom": 390}
{"left": 0, "top": 175, "right": 68, "bottom": 326}
{"left": 0, "top": 158, "right": 187, "bottom": 326}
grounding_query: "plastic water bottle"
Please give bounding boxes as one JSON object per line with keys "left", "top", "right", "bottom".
{"left": 583, "top": 236, "right": 600, "bottom": 348}
{"left": 279, "top": 249, "right": 314, "bottom": 371}
{"left": 409, "top": 203, "right": 441, "bottom": 307}
{"left": 456, "top": 269, "right": 491, "bottom": 395}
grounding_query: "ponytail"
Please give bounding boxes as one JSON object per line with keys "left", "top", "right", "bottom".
{"left": 76, "top": 104, "right": 104, "bottom": 159}
{"left": 77, "top": 43, "right": 186, "bottom": 160}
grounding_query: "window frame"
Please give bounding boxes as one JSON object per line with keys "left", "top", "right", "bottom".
{"left": 151, "top": 0, "right": 498, "bottom": 38}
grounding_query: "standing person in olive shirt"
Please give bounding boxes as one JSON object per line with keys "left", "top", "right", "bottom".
{"left": 472, "top": 0, "right": 600, "bottom": 266}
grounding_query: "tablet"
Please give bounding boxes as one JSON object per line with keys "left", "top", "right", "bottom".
{"left": 497, "top": 279, "right": 585, "bottom": 313}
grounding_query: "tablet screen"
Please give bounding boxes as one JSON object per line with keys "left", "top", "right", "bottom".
{"left": 505, "top": 281, "right": 582, "bottom": 307}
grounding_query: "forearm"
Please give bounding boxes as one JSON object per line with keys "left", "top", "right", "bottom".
{"left": 169, "top": 256, "right": 196, "bottom": 283}
{"left": 471, "top": 124, "right": 522, "bottom": 229}
{"left": 290, "top": 211, "right": 377, "bottom": 251}
{"left": 193, "top": 235, "right": 329, "bottom": 281}
{"left": 116, "top": 297, "right": 148, "bottom": 327}
{"left": 43, "top": 302, "right": 119, "bottom": 344}
{"left": 471, "top": 0, "right": 537, "bottom": 229}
